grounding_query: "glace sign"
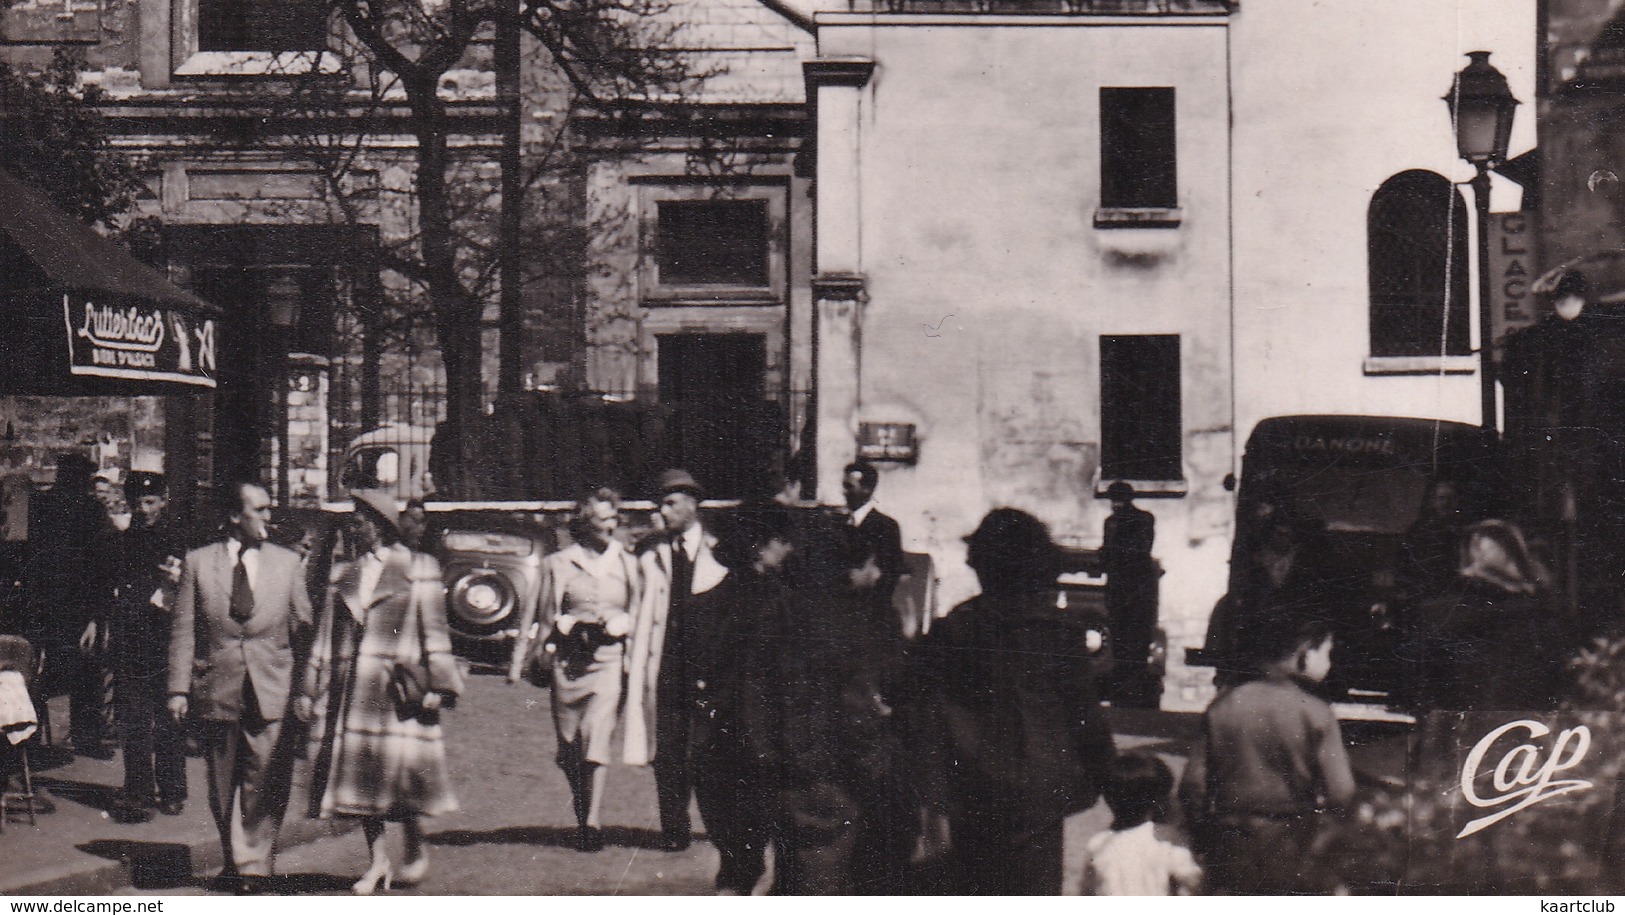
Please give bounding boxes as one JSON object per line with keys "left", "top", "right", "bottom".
{"left": 64, "top": 293, "right": 217, "bottom": 388}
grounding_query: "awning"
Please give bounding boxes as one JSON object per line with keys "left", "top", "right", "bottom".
{"left": 0, "top": 167, "right": 219, "bottom": 394}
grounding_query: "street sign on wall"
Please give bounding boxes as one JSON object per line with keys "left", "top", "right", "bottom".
{"left": 1489, "top": 211, "right": 1539, "bottom": 347}
{"left": 857, "top": 421, "right": 918, "bottom": 463}
{"left": 63, "top": 292, "right": 217, "bottom": 388}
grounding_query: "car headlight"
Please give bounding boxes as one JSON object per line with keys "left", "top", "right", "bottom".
{"left": 448, "top": 568, "right": 518, "bottom": 631}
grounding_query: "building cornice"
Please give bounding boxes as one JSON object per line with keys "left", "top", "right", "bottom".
{"left": 803, "top": 58, "right": 877, "bottom": 90}
{"left": 816, "top": 13, "right": 1227, "bottom": 26}
{"left": 813, "top": 272, "right": 868, "bottom": 302}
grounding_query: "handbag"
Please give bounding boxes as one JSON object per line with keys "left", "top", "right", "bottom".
{"left": 389, "top": 571, "right": 433, "bottom": 718}
{"left": 389, "top": 660, "right": 427, "bottom": 712}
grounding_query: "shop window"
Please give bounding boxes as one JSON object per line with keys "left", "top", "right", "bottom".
{"left": 1100, "top": 334, "right": 1182, "bottom": 481}
{"left": 1368, "top": 170, "right": 1471, "bottom": 359}
{"left": 1097, "top": 87, "right": 1178, "bottom": 225}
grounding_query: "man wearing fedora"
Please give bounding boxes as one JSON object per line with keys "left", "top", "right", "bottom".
{"left": 109, "top": 471, "right": 189, "bottom": 823}
{"left": 1102, "top": 481, "right": 1159, "bottom": 707}
{"left": 624, "top": 469, "right": 729, "bottom": 851}
{"left": 168, "top": 481, "right": 313, "bottom": 893}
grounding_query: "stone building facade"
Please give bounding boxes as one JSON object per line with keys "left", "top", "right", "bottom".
{"left": 804, "top": 0, "right": 1535, "bottom": 708}
{"left": 0, "top": 0, "right": 819, "bottom": 516}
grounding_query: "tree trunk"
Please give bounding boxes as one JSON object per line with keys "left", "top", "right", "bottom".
{"left": 409, "top": 77, "right": 486, "bottom": 499}
{"left": 496, "top": 4, "right": 526, "bottom": 397}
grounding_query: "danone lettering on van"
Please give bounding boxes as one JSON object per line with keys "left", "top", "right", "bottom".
{"left": 1290, "top": 434, "right": 1397, "bottom": 457}
{"left": 1457, "top": 719, "right": 1592, "bottom": 839}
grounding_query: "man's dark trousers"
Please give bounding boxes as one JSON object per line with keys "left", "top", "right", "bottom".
{"left": 654, "top": 544, "right": 697, "bottom": 843}
{"left": 116, "top": 606, "right": 187, "bottom": 806}
{"left": 119, "top": 664, "right": 187, "bottom": 804}
{"left": 691, "top": 707, "right": 770, "bottom": 893}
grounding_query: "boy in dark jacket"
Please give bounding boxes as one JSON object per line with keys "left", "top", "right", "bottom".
{"left": 1179, "top": 619, "right": 1356, "bottom": 894}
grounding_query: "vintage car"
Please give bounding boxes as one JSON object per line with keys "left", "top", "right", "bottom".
{"left": 435, "top": 523, "right": 552, "bottom": 648}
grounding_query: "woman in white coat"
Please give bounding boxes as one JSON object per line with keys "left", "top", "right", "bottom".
{"left": 508, "top": 488, "right": 639, "bottom": 852}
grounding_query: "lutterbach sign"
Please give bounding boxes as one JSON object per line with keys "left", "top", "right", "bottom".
{"left": 63, "top": 293, "right": 217, "bottom": 388}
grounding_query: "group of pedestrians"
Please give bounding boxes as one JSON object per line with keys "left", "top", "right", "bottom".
{"left": 154, "top": 481, "right": 462, "bottom": 895}
{"left": 501, "top": 467, "right": 1137, "bottom": 895}
{"left": 8, "top": 453, "right": 1377, "bottom": 896}
{"left": 17, "top": 456, "right": 189, "bottom": 823}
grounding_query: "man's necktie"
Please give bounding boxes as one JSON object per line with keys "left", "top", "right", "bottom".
{"left": 670, "top": 537, "right": 694, "bottom": 607}
{"left": 229, "top": 548, "right": 255, "bottom": 622}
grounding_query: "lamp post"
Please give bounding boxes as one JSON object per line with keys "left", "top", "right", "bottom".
{"left": 1445, "top": 51, "right": 1520, "bottom": 434}
{"left": 266, "top": 272, "right": 302, "bottom": 507}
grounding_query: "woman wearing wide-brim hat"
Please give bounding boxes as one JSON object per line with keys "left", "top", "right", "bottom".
{"left": 295, "top": 489, "right": 464, "bottom": 894}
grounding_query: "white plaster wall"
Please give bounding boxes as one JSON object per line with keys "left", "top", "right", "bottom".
{"left": 1229, "top": 0, "right": 1538, "bottom": 447}
{"left": 818, "top": 20, "right": 1233, "bottom": 707}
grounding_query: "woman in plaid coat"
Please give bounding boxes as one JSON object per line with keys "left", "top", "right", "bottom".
{"left": 296, "top": 490, "right": 463, "bottom": 894}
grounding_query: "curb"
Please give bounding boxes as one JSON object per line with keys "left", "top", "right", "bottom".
{"left": 0, "top": 813, "right": 356, "bottom": 896}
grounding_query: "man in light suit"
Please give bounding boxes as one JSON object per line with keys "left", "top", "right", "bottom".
{"left": 167, "top": 481, "right": 313, "bottom": 894}
{"left": 624, "top": 469, "right": 728, "bottom": 851}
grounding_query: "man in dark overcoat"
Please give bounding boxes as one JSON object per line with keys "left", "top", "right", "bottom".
{"left": 109, "top": 472, "right": 189, "bottom": 823}
{"left": 168, "top": 481, "right": 313, "bottom": 893}
{"left": 744, "top": 508, "right": 912, "bottom": 894}
{"left": 27, "top": 453, "right": 115, "bottom": 757}
{"left": 1102, "top": 481, "right": 1159, "bottom": 707}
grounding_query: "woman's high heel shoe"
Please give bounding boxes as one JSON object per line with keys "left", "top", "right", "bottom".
{"left": 396, "top": 853, "right": 430, "bottom": 887}
{"left": 352, "top": 861, "right": 394, "bottom": 896}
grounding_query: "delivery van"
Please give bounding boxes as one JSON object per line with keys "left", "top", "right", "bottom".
{"left": 1190, "top": 415, "right": 1497, "bottom": 704}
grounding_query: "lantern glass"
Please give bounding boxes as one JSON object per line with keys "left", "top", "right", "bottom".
{"left": 266, "top": 272, "right": 302, "bottom": 330}
{"left": 1445, "top": 51, "right": 1518, "bottom": 168}
{"left": 1454, "top": 100, "right": 1507, "bottom": 164}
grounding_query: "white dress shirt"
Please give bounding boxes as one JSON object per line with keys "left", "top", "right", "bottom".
{"left": 676, "top": 523, "right": 704, "bottom": 564}
{"left": 851, "top": 500, "right": 876, "bottom": 528}
{"left": 226, "top": 538, "right": 261, "bottom": 589}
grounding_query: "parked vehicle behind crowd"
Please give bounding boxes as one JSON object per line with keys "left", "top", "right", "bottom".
{"left": 1189, "top": 415, "right": 1499, "bottom": 706}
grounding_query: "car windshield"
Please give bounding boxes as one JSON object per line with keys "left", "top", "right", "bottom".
{"left": 1264, "top": 463, "right": 1432, "bottom": 536}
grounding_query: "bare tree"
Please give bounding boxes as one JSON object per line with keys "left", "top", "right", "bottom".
{"left": 208, "top": 0, "right": 716, "bottom": 494}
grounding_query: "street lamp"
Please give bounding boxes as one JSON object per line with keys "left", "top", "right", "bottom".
{"left": 266, "top": 272, "right": 303, "bottom": 507}
{"left": 1445, "top": 50, "right": 1520, "bottom": 434}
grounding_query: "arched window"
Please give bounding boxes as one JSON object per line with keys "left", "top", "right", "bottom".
{"left": 1368, "top": 171, "right": 1470, "bottom": 358}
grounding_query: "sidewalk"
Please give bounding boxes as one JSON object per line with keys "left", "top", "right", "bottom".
{"left": 0, "top": 695, "right": 1209, "bottom": 897}
{"left": 0, "top": 695, "right": 351, "bottom": 897}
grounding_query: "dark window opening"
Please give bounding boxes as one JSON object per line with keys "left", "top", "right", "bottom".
{"left": 656, "top": 200, "right": 770, "bottom": 287}
{"left": 1101, "top": 334, "right": 1182, "bottom": 481}
{"left": 657, "top": 333, "right": 775, "bottom": 499}
{"left": 198, "top": 0, "right": 326, "bottom": 53}
{"left": 165, "top": 224, "right": 369, "bottom": 488}
{"left": 1368, "top": 170, "right": 1471, "bottom": 358}
{"left": 1100, "top": 87, "right": 1177, "bottom": 209}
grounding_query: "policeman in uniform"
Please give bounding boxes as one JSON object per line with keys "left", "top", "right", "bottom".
{"left": 110, "top": 471, "right": 188, "bottom": 822}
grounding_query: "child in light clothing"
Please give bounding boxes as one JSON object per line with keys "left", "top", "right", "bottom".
{"left": 1083, "top": 751, "right": 1202, "bottom": 895}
